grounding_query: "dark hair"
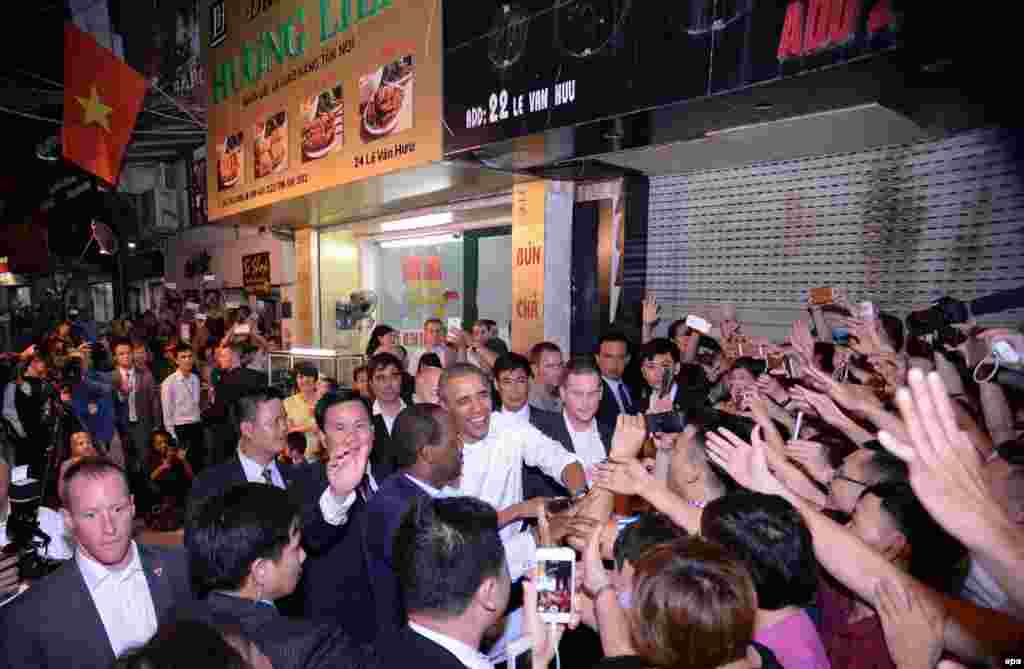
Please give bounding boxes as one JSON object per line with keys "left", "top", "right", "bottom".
{"left": 483, "top": 337, "right": 509, "bottom": 357}
{"left": 613, "top": 512, "right": 688, "bottom": 570}
{"left": 861, "top": 481, "right": 964, "bottom": 591}
{"left": 631, "top": 537, "right": 756, "bottom": 669}
{"left": 366, "top": 325, "right": 397, "bottom": 356}
{"left": 639, "top": 338, "right": 680, "bottom": 365}
{"left": 392, "top": 403, "right": 446, "bottom": 469}
{"left": 866, "top": 449, "right": 909, "bottom": 485}
{"left": 235, "top": 386, "right": 281, "bottom": 425}
{"left": 293, "top": 363, "right": 318, "bottom": 380}
{"left": 701, "top": 493, "right": 818, "bottom": 610}
{"left": 151, "top": 428, "right": 177, "bottom": 450}
{"left": 286, "top": 431, "right": 307, "bottom": 456}
{"left": 111, "top": 337, "right": 133, "bottom": 353}
{"left": 424, "top": 318, "right": 443, "bottom": 329}
{"left": 667, "top": 319, "right": 688, "bottom": 341}
{"left": 439, "top": 363, "right": 490, "bottom": 403}
{"left": 562, "top": 355, "right": 602, "bottom": 384}
{"left": 112, "top": 620, "right": 250, "bottom": 669}
{"left": 478, "top": 319, "right": 497, "bottom": 330}
{"left": 493, "top": 352, "right": 532, "bottom": 380}
{"left": 528, "top": 341, "right": 561, "bottom": 365}
{"left": 730, "top": 357, "right": 767, "bottom": 378}
{"left": 598, "top": 331, "right": 631, "bottom": 352}
{"left": 314, "top": 389, "right": 368, "bottom": 431}
{"left": 417, "top": 352, "right": 442, "bottom": 372}
{"left": 319, "top": 376, "right": 339, "bottom": 393}
{"left": 186, "top": 483, "right": 299, "bottom": 596}
{"left": 62, "top": 456, "right": 129, "bottom": 510}
{"left": 367, "top": 352, "right": 403, "bottom": 378}
{"left": 394, "top": 496, "right": 505, "bottom": 618}
{"left": 878, "top": 312, "right": 905, "bottom": 352}
{"left": 352, "top": 364, "right": 369, "bottom": 382}
{"left": 174, "top": 343, "right": 193, "bottom": 357}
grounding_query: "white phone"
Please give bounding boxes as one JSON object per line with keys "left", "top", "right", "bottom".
{"left": 535, "top": 547, "right": 576, "bottom": 624}
{"left": 685, "top": 314, "right": 712, "bottom": 335}
{"left": 447, "top": 317, "right": 461, "bottom": 332}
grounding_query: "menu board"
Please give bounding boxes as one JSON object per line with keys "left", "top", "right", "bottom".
{"left": 205, "top": 0, "right": 442, "bottom": 221}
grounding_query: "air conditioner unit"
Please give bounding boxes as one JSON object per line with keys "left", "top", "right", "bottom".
{"left": 137, "top": 188, "right": 181, "bottom": 235}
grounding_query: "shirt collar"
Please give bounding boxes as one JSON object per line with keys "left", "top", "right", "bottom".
{"left": 602, "top": 376, "right": 621, "bottom": 387}
{"left": 78, "top": 541, "right": 143, "bottom": 592}
{"left": 405, "top": 473, "right": 443, "bottom": 498}
{"left": 502, "top": 403, "right": 530, "bottom": 420}
{"left": 372, "top": 398, "right": 406, "bottom": 416}
{"left": 237, "top": 448, "right": 278, "bottom": 482}
{"left": 408, "top": 622, "right": 492, "bottom": 669}
{"left": 563, "top": 411, "right": 595, "bottom": 435}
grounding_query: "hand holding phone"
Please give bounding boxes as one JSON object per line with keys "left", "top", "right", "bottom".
{"left": 535, "top": 547, "right": 576, "bottom": 623}
{"left": 685, "top": 314, "right": 712, "bottom": 335}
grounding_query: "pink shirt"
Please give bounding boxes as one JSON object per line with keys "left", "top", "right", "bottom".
{"left": 755, "top": 609, "right": 831, "bottom": 669}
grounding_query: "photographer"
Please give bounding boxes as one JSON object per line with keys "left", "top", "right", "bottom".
{"left": 1, "top": 453, "right": 72, "bottom": 602}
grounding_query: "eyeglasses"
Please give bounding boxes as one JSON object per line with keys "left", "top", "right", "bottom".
{"left": 642, "top": 363, "right": 674, "bottom": 371}
{"left": 498, "top": 376, "right": 529, "bottom": 387}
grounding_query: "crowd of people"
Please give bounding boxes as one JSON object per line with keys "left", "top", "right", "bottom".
{"left": 0, "top": 287, "right": 1022, "bottom": 669}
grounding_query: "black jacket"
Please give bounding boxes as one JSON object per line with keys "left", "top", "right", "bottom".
{"left": 526, "top": 408, "right": 613, "bottom": 499}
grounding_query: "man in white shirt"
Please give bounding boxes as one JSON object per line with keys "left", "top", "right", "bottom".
{"left": 383, "top": 496, "right": 509, "bottom": 669}
{"left": 407, "top": 318, "right": 449, "bottom": 375}
{"left": 0, "top": 457, "right": 192, "bottom": 669}
{"left": 160, "top": 344, "right": 206, "bottom": 471}
{"left": 493, "top": 353, "right": 533, "bottom": 423}
{"left": 439, "top": 363, "right": 587, "bottom": 581}
{"left": 465, "top": 319, "right": 498, "bottom": 368}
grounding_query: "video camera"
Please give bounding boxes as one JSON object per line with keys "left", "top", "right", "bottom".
{"left": 1, "top": 474, "right": 64, "bottom": 580}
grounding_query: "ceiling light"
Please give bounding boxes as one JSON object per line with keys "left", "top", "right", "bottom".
{"left": 127, "top": 242, "right": 137, "bottom": 249}
{"left": 289, "top": 347, "right": 336, "bottom": 357}
{"left": 380, "top": 212, "right": 453, "bottom": 232}
{"left": 380, "top": 234, "right": 460, "bottom": 249}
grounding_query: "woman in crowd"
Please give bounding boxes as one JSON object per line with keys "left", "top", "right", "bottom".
{"left": 365, "top": 325, "right": 398, "bottom": 357}
{"left": 283, "top": 363, "right": 320, "bottom": 462}
{"left": 146, "top": 428, "right": 193, "bottom": 530}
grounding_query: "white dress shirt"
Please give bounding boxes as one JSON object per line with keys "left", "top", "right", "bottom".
{"left": 319, "top": 469, "right": 380, "bottom": 526}
{"left": 77, "top": 542, "right": 158, "bottom": 658}
{"left": 455, "top": 412, "right": 583, "bottom": 579}
{"left": 373, "top": 398, "right": 407, "bottom": 435}
{"left": 160, "top": 370, "right": 201, "bottom": 437}
{"left": 0, "top": 504, "right": 73, "bottom": 560}
{"left": 563, "top": 413, "right": 607, "bottom": 474}
{"left": 237, "top": 449, "right": 286, "bottom": 488}
{"left": 408, "top": 622, "right": 492, "bottom": 669}
{"left": 499, "top": 403, "right": 531, "bottom": 423}
{"left": 120, "top": 367, "right": 138, "bottom": 422}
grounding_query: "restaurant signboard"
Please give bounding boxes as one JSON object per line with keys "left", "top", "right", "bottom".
{"left": 205, "top": 0, "right": 442, "bottom": 221}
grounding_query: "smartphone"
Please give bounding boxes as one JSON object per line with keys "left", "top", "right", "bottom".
{"left": 447, "top": 317, "right": 461, "bottom": 332}
{"left": 645, "top": 411, "right": 685, "bottom": 434}
{"left": 535, "top": 547, "right": 576, "bottom": 623}
{"left": 766, "top": 352, "right": 787, "bottom": 375}
{"left": 810, "top": 287, "right": 835, "bottom": 306}
{"left": 659, "top": 367, "right": 674, "bottom": 398}
{"left": 685, "top": 314, "right": 711, "bottom": 335}
{"left": 234, "top": 323, "right": 251, "bottom": 335}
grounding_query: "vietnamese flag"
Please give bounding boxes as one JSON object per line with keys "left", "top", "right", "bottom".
{"left": 62, "top": 22, "right": 146, "bottom": 186}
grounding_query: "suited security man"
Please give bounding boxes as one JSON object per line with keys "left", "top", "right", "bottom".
{"left": 183, "top": 483, "right": 374, "bottom": 669}
{"left": 381, "top": 496, "right": 509, "bottom": 669}
{"left": 527, "top": 356, "right": 614, "bottom": 500}
{"left": 0, "top": 457, "right": 192, "bottom": 669}
{"left": 364, "top": 403, "right": 462, "bottom": 636}
{"left": 112, "top": 339, "right": 161, "bottom": 475}
{"left": 595, "top": 332, "right": 637, "bottom": 427}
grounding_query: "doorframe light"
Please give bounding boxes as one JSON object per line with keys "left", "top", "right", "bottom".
{"left": 379, "top": 234, "right": 460, "bottom": 249}
{"left": 380, "top": 212, "right": 453, "bottom": 232}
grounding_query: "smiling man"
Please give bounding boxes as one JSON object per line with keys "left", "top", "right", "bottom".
{"left": 439, "top": 363, "right": 586, "bottom": 581}
{"left": 0, "top": 457, "right": 192, "bottom": 669}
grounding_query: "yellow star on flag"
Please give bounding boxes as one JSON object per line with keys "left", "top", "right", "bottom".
{"left": 76, "top": 84, "right": 113, "bottom": 132}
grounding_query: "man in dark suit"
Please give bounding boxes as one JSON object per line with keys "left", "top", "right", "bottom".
{"left": 205, "top": 344, "right": 267, "bottom": 466}
{"left": 382, "top": 496, "right": 509, "bottom": 669}
{"left": 367, "top": 352, "right": 407, "bottom": 480}
{"left": 595, "top": 331, "right": 637, "bottom": 427}
{"left": 364, "top": 403, "right": 462, "bottom": 636}
{"left": 183, "top": 483, "right": 374, "bottom": 669}
{"left": 527, "top": 357, "right": 614, "bottom": 500}
{"left": 296, "top": 390, "right": 379, "bottom": 644}
{"left": 111, "top": 339, "right": 161, "bottom": 476}
{"left": 0, "top": 457, "right": 192, "bottom": 669}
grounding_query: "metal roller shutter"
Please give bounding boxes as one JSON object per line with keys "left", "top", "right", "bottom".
{"left": 646, "top": 127, "right": 1024, "bottom": 341}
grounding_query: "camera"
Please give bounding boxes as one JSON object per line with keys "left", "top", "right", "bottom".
{"left": 2, "top": 477, "right": 64, "bottom": 580}
{"left": 645, "top": 411, "right": 686, "bottom": 434}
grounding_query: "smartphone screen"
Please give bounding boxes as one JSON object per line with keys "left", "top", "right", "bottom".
{"left": 536, "top": 549, "right": 575, "bottom": 623}
{"left": 659, "top": 367, "right": 674, "bottom": 398}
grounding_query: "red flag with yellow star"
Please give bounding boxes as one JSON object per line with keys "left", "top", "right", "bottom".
{"left": 62, "top": 22, "right": 146, "bottom": 186}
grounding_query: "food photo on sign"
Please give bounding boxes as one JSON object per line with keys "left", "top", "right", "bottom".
{"left": 217, "top": 131, "right": 244, "bottom": 191}
{"left": 359, "top": 55, "right": 415, "bottom": 142}
{"left": 301, "top": 85, "right": 345, "bottom": 162}
{"left": 253, "top": 111, "right": 289, "bottom": 179}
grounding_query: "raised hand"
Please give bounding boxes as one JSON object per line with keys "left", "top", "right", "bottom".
{"left": 786, "top": 439, "right": 835, "bottom": 485}
{"left": 705, "top": 426, "right": 786, "bottom": 496}
{"left": 756, "top": 374, "right": 790, "bottom": 405}
{"left": 609, "top": 414, "right": 648, "bottom": 461}
{"left": 523, "top": 569, "right": 577, "bottom": 668}
{"left": 325, "top": 437, "right": 370, "bottom": 501}
{"left": 580, "top": 522, "right": 612, "bottom": 598}
{"left": 792, "top": 386, "right": 849, "bottom": 427}
{"left": 592, "top": 459, "right": 654, "bottom": 498}
{"left": 789, "top": 319, "right": 817, "bottom": 363}
{"left": 642, "top": 292, "right": 660, "bottom": 326}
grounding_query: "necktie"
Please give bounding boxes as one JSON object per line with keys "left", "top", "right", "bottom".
{"left": 618, "top": 383, "right": 633, "bottom": 415}
{"left": 261, "top": 467, "right": 274, "bottom": 487}
{"left": 356, "top": 474, "right": 373, "bottom": 503}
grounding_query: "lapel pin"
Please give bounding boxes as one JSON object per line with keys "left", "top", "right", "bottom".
{"left": 153, "top": 567, "right": 163, "bottom": 577}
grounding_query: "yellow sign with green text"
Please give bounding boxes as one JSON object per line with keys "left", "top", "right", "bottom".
{"left": 206, "top": 0, "right": 442, "bottom": 221}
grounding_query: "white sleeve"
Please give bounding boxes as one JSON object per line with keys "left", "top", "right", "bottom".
{"left": 319, "top": 488, "right": 358, "bottom": 526}
{"left": 517, "top": 422, "right": 584, "bottom": 484}
{"left": 502, "top": 529, "right": 537, "bottom": 582}
{"left": 160, "top": 378, "right": 175, "bottom": 438}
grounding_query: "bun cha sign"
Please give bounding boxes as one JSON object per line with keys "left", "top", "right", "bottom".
{"left": 205, "top": 0, "right": 442, "bottom": 221}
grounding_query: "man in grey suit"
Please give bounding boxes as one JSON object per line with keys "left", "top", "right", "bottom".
{"left": 0, "top": 457, "right": 192, "bottom": 669}
{"left": 112, "top": 339, "right": 161, "bottom": 476}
